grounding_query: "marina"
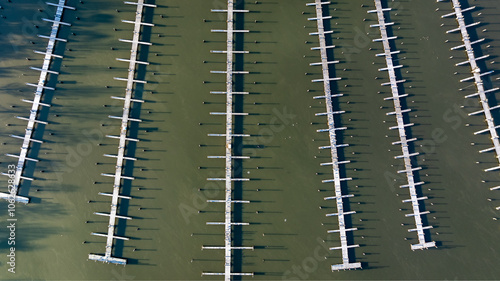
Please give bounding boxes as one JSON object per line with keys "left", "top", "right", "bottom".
{"left": 0, "top": 0, "right": 499, "bottom": 280}
{"left": 369, "top": 0, "right": 436, "bottom": 251}
{"left": 307, "top": 0, "right": 361, "bottom": 271}
{"left": 88, "top": 0, "right": 156, "bottom": 265}
{"left": 0, "top": 0, "right": 74, "bottom": 204}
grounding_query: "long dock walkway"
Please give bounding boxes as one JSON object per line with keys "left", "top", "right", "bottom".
{"left": 202, "top": 1, "right": 254, "bottom": 280}
{"left": 369, "top": 0, "right": 436, "bottom": 251}
{"left": 88, "top": 0, "right": 156, "bottom": 266}
{"left": 0, "top": 0, "right": 74, "bottom": 204}
{"left": 307, "top": 0, "right": 361, "bottom": 271}
{"left": 442, "top": 1, "right": 500, "bottom": 194}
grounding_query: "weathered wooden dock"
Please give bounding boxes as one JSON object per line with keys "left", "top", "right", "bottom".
{"left": 88, "top": 0, "right": 156, "bottom": 266}
{"left": 442, "top": 1, "right": 500, "bottom": 204}
{"left": 369, "top": 0, "right": 436, "bottom": 251}
{"left": 307, "top": 0, "right": 362, "bottom": 271}
{"left": 0, "top": 0, "right": 74, "bottom": 204}
{"left": 202, "top": 1, "right": 254, "bottom": 280}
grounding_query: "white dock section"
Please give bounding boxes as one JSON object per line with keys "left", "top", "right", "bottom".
{"left": 443, "top": 1, "right": 500, "bottom": 177}
{"left": 202, "top": 2, "right": 254, "bottom": 280}
{"left": 369, "top": 0, "right": 436, "bottom": 251}
{"left": 88, "top": 0, "right": 156, "bottom": 266}
{"left": 307, "top": 0, "right": 362, "bottom": 271}
{"left": 0, "top": 0, "right": 73, "bottom": 204}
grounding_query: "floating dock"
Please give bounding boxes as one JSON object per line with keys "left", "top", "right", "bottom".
{"left": 442, "top": 1, "right": 500, "bottom": 193}
{"left": 202, "top": 1, "right": 254, "bottom": 280}
{"left": 88, "top": 0, "right": 156, "bottom": 265}
{"left": 0, "top": 0, "right": 74, "bottom": 204}
{"left": 307, "top": 0, "right": 362, "bottom": 271}
{"left": 369, "top": 0, "right": 436, "bottom": 251}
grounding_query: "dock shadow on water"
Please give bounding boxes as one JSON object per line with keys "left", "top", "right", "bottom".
{"left": 232, "top": 0, "right": 246, "bottom": 278}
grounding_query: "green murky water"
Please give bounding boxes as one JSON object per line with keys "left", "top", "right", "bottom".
{"left": 0, "top": 0, "right": 499, "bottom": 280}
